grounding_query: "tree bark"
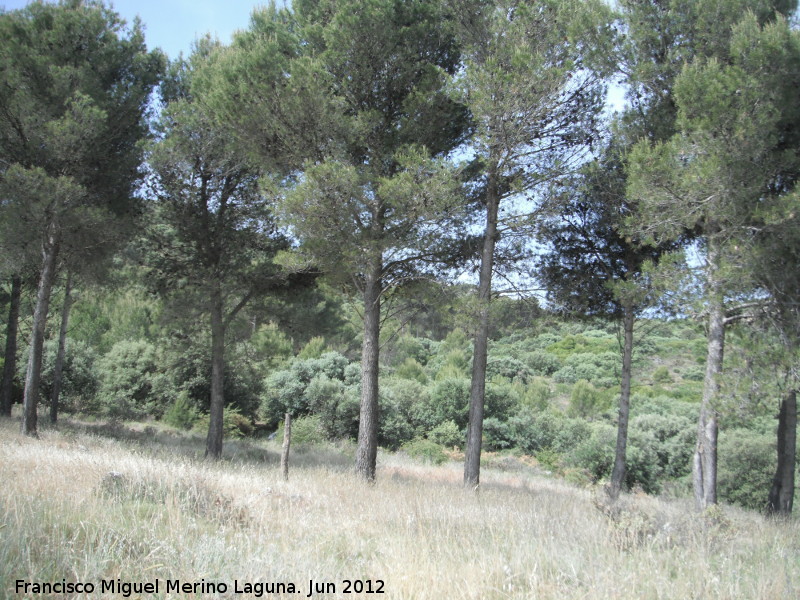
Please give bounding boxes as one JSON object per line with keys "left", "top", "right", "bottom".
{"left": 355, "top": 259, "right": 382, "bottom": 482}
{"left": 22, "top": 223, "right": 60, "bottom": 436}
{"left": 50, "top": 271, "right": 74, "bottom": 424}
{"left": 767, "top": 390, "right": 796, "bottom": 515}
{"left": 464, "top": 170, "right": 500, "bottom": 489}
{"left": 205, "top": 282, "right": 226, "bottom": 459}
{"left": 694, "top": 244, "right": 723, "bottom": 509}
{"left": 1, "top": 276, "right": 22, "bottom": 417}
{"left": 609, "top": 303, "right": 635, "bottom": 500}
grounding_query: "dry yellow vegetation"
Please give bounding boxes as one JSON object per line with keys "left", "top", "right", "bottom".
{"left": 0, "top": 417, "right": 797, "bottom": 599}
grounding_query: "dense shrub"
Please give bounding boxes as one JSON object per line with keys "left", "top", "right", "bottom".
{"left": 484, "top": 417, "right": 516, "bottom": 451}
{"left": 403, "top": 438, "right": 448, "bottom": 465}
{"left": 718, "top": 429, "right": 775, "bottom": 511}
{"left": 379, "top": 379, "right": 425, "bottom": 449}
{"left": 162, "top": 391, "right": 200, "bottom": 430}
{"left": 260, "top": 351, "right": 357, "bottom": 427}
{"left": 486, "top": 356, "right": 534, "bottom": 383}
{"left": 395, "top": 357, "right": 428, "bottom": 384}
{"left": 418, "top": 377, "right": 470, "bottom": 430}
{"left": 428, "top": 420, "right": 463, "bottom": 448}
{"left": 25, "top": 338, "right": 99, "bottom": 414}
{"left": 568, "top": 380, "right": 610, "bottom": 417}
{"left": 504, "top": 411, "right": 590, "bottom": 455}
{"left": 631, "top": 412, "right": 694, "bottom": 479}
{"left": 96, "top": 339, "right": 163, "bottom": 420}
{"left": 523, "top": 350, "right": 561, "bottom": 376}
{"left": 192, "top": 406, "right": 252, "bottom": 439}
{"left": 306, "top": 374, "right": 360, "bottom": 440}
{"left": 568, "top": 422, "right": 661, "bottom": 493}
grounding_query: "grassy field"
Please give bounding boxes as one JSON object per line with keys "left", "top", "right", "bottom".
{"left": 1, "top": 416, "right": 798, "bottom": 599}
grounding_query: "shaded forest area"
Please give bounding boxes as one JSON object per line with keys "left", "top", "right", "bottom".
{"left": 2, "top": 0, "right": 800, "bottom": 517}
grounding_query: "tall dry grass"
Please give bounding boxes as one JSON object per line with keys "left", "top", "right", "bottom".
{"left": 0, "top": 416, "right": 797, "bottom": 599}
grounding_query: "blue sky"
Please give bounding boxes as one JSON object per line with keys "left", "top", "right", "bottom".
{"left": 1, "top": 0, "right": 273, "bottom": 59}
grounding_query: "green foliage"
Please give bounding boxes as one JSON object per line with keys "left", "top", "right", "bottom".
{"left": 652, "top": 366, "right": 673, "bottom": 384}
{"left": 297, "top": 336, "right": 328, "bottom": 360}
{"left": 96, "top": 340, "right": 163, "bottom": 421}
{"left": 193, "top": 406, "right": 252, "bottom": 439}
{"left": 395, "top": 358, "right": 428, "bottom": 384}
{"left": 402, "top": 438, "right": 448, "bottom": 465}
{"left": 279, "top": 415, "right": 327, "bottom": 447}
{"left": 378, "top": 379, "right": 425, "bottom": 450}
{"left": 428, "top": 420, "right": 463, "bottom": 449}
{"left": 524, "top": 350, "right": 562, "bottom": 377}
{"left": 260, "top": 351, "right": 358, "bottom": 431}
{"left": 718, "top": 429, "right": 775, "bottom": 511}
{"left": 482, "top": 417, "right": 512, "bottom": 451}
{"left": 568, "top": 380, "right": 610, "bottom": 417}
{"left": 20, "top": 338, "right": 99, "bottom": 414}
{"left": 486, "top": 356, "right": 534, "bottom": 384}
{"left": 519, "top": 377, "right": 552, "bottom": 412}
{"left": 421, "top": 377, "right": 470, "bottom": 430}
{"left": 162, "top": 391, "right": 200, "bottom": 430}
{"left": 568, "top": 422, "right": 661, "bottom": 493}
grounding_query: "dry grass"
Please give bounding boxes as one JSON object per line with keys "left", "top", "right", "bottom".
{"left": 0, "top": 416, "right": 798, "bottom": 599}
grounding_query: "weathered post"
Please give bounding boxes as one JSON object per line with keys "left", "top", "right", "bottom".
{"left": 281, "top": 413, "right": 291, "bottom": 481}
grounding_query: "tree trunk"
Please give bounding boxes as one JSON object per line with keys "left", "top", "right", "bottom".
{"left": 1, "top": 276, "right": 22, "bottom": 417}
{"left": 694, "top": 245, "right": 723, "bottom": 509}
{"left": 609, "top": 303, "right": 635, "bottom": 500}
{"left": 205, "top": 283, "right": 226, "bottom": 459}
{"left": 22, "top": 224, "right": 61, "bottom": 436}
{"left": 464, "top": 170, "right": 500, "bottom": 489}
{"left": 355, "top": 260, "right": 382, "bottom": 482}
{"left": 50, "top": 271, "right": 74, "bottom": 424}
{"left": 281, "top": 412, "right": 292, "bottom": 482}
{"left": 768, "top": 390, "right": 796, "bottom": 515}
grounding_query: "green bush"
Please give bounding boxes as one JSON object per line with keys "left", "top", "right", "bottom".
{"left": 505, "top": 411, "right": 590, "bottom": 455}
{"left": 631, "top": 412, "right": 695, "bottom": 479}
{"left": 260, "top": 352, "right": 357, "bottom": 427}
{"left": 162, "top": 391, "right": 200, "bottom": 430}
{"left": 568, "top": 380, "right": 610, "bottom": 417}
{"left": 192, "top": 406, "right": 252, "bottom": 439}
{"left": 26, "top": 338, "right": 99, "bottom": 414}
{"left": 652, "top": 366, "right": 673, "bottom": 383}
{"left": 482, "top": 417, "right": 513, "bottom": 451}
{"left": 418, "top": 377, "right": 470, "bottom": 430}
{"left": 395, "top": 357, "right": 428, "bottom": 384}
{"left": 96, "top": 339, "right": 162, "bottom": 420}
{"left": 718, "top": 429, "right": 775, "bottom": 511}
{"left": 428, "top": 420, "right": 463, "bottom": 448}
{"left": 402, "top": 438, "right": 448, "bottom": 465}
{"left": 568, "top": 422, "right": 661, "bottom": 494}
{"left": 520, "top": 377, "right": 551, "bottom": 411}
{"left": 524, "top": 350, "right": 561, "bottom": 376}
{"left": 379, "top": 379, "right": 424, "bottom": 450}
{"left": 486, "top": 356, "right": 534, "bottom": 383}
{"left": 288, "top": 415, "right": 327, "bottom": 446}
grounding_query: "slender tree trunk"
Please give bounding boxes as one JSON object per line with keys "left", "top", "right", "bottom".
{"left": 1, "top": 276, "right": 22, "bottom": 417}
{"left": 464, "top": 170, "right": 500, "bottom": 489}
{"left": 768, "top": 390, "right": 796, "bottom": 515}
{"left": 205, "top": 283, "right": 226, "bottom": 459}
{"left": 355, "top": 259, "right": 382, "bottom": 482}
{"left": 22, "top": 223, "right": 61, "bottom": 436}
{"left": 609, "top": 303, "right": 635, "bottom": 500}
{"left": 694, "top": 244, "right": 723, "bottom": 509}
{"left": 50, "top": 271, "right": 74, "bottom": 424}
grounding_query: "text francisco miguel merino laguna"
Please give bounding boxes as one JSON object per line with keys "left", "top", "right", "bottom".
{"left": 15, "top": 578, "right": 386, "bottom": 597}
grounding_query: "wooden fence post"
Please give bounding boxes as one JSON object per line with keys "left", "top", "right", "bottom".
{"left": 281, "top": 413, "right": 291, "bottom": 481}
